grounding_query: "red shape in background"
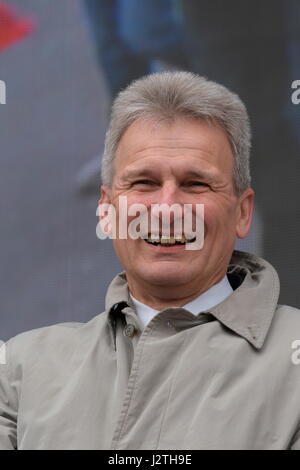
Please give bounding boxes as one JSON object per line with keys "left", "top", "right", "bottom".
{"left": 0, "top": 2, "right": 35, "bottom": 51}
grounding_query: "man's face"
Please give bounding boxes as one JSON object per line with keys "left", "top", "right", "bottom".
{"left": 99, "top": 117, "right": 254, "bottom": 298}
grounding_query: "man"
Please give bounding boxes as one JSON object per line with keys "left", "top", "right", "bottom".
{"left": 1, "top": 72, "right": 300, "bottom": 450}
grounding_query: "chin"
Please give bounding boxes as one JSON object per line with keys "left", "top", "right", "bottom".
{"left": 139, "top": 264, "right": 193, "bottom": 287}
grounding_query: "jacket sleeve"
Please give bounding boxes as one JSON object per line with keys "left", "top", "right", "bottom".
{"left": 0, "top": 340, "right": 18, "bottom": 450}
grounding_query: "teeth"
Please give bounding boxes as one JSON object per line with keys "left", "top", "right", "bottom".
{"left": 145, "top": 235, "right": 193, "bottom": 245}
{"left": 175, "top": 236, "right": 188, "bottom": 242}
{"left": 161, "top": 237, "right": 176, "bottom": 244}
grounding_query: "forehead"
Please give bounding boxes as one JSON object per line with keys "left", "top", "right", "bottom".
{"left": 114, "top": 116, "right": 234, "bottom": 175}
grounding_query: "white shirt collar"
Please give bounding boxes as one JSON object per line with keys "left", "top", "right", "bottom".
{"left": 130, "top": 275, "right": 233, "bottom": 328}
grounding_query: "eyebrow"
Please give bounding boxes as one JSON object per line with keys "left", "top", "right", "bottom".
{"left": 183, "top": 169, "right": 218, "bottom": 181}
{"left": 122, "top": 168, "right": 157, "bottom": 180}
{"left": 122, "top": 168, "right": 217, "bottom": 181}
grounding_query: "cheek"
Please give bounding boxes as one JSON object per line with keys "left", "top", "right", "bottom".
{"left": 202, "top": 203, "right": 237, "bottom": 232}
{"left": 126, "top": 192, "right": 153, "bottom": 203}
{"left": 112, "top": 238, "right": 132, "bottom": 262}
{"left": 121, "top": 196, "right": 153, "bottom": 234}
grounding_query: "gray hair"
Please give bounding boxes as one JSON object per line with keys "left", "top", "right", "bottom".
{"left": 101, "top": 71, "right": 251, "bottom": 195}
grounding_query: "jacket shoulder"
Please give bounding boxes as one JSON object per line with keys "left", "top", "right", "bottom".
{"left": 4, "top": 311, "right": 107, "bottom": 364}
{"left": 276, "top": 304, "right": 300, "bottom": 319}
{"left": 271, "top": 304, "right": 300, "bottom": 339}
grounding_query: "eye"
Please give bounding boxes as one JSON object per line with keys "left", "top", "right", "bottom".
{"left": 133, "top": 179, "right": 155, "bottom": 185}
{"left": 186, "top": 181, "right": 208, "bottom": 187}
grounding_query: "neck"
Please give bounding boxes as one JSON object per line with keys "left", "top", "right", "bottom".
{"left": 127, "top": 273, "right": 227, "bottom": 311}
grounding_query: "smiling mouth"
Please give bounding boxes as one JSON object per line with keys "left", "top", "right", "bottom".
{"left": 143, "top": 236, "right": 196, "bottom": 247}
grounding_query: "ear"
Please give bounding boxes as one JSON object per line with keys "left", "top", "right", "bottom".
{"left": 98, "top": 184, "right": 111, "bottom": 209}
{"left": 235, "top": 188, "right": 255, "bottom": 239}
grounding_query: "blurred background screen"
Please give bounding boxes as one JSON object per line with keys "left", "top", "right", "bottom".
{"left": 0, "top": 0, "right": 299, "bottom": 340}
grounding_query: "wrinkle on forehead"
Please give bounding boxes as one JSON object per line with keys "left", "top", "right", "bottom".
{"left": 117, "top": 117, "right": 230, "bottom": 153}
{"left": 114, "top": 117, "right": 234, "bottom": 178}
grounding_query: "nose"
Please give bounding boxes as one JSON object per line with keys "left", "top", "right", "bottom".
{"left": 150, "top": 181, "right": 183, "bottom": 231}
{"left": 156, "top": 181, "right": 181, "bottom": 206}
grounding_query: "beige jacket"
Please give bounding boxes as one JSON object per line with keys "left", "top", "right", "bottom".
{"left": 1, "top": 250, "right": 300, "bottom": 450}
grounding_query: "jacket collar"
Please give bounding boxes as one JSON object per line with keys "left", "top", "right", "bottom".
{"left": 105, "top": 250, "right": 280, "bottom": 350}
